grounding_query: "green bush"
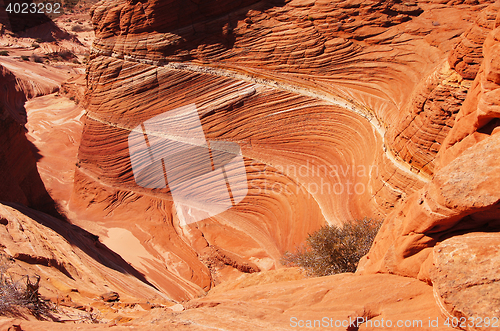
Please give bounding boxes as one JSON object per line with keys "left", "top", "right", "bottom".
{"left": 281, "top": 218, "right": 381, "bottom": 276}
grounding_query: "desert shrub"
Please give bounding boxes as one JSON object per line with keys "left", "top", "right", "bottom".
{"left": 78, "top": 310, "right": 103, "bottom": 324}
{"left": 0, "top": 257, "right": 54, "bottom": 319}
{"left": 30, "top": 54, "right": 44, "bottom": 63}
{"left": 0, "top": 261, "right": 24, "bottom": 315}
{"left": 71, "top": 24, "right": 84, "bottom": 32}
{"left": 58, "top": 49, "right": 75, "bottom": 60}
{"left": 281, "top": 218, "right": 381, "bottom": 276}
{"left": 31, "top": 43, "right": 40, "bottom": 49}
{"left": 20, "top": 55, "right": 30, "bottom": 61}
{"left": 0, "top": 51, "right": 9, "bottom": 56}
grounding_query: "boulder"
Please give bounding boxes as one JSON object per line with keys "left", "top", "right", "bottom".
{"left": 431, "top": 233, "right": 500, "bottom": 331}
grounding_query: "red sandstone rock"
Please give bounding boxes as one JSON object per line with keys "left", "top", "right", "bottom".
{"left": 360, "top": 23, "right": 500, "bottom": 280}
{"left": 67, "top": 0, "right": 500, "bottom": 303}
{"left": 0, "top": 202, "right": 169, "bottom": 304}
{"left": 448, "top": 1, "right": 500, "bottom": 79}
{"left": 1, "top": 0, "right": 499, "bottom": 328}
{"left": 359, "top": 129, "right": 500, "bottom": 278}
{"left": 385, "top": 62, "right": 468, "bottom": 178}
{"left": 439, "top": 25, "right": 500, "bottom": 166}
{"left": 0, "top": 272, "right": 455, "bottom": 330}
{"left": 0, "top": 63, "right": 62, "bottom": 215}
{"left": 430, "top": 233, "right": 500, "bottom": 331}
{"left": 101, "top": 291, "right": 120, "bottom": 302}
{"left": 0, "top": 37, "right": 85, "bottom": 214}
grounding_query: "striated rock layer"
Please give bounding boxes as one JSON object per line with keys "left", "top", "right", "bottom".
{"left": 0, "top": 0, "right": 498, "bottom": 328}
{"left": 361, "top": 16, "right": 500, "bottom": 277}
{"left": 448, "top": 1, "right": 500, "bottom": 79}
{"left": 360, "top": 7, "right": 500, "bottom": 323}
{"left": 72, "top": 0, "right": 500, "bottom": 301}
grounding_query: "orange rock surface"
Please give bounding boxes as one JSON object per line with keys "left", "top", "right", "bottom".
{"left": 70, "top": 0, "right": 499, "bottom": 303}
{"left": 0, "top": 268, "right": 456, "bottom": 330}
{"left": 0, "top": 0, "right": 499, "bottom": 329}
{"left": 431, "top": 233, "right": 500, "bottom": 329}
{"left": 0, "top": 202, "right": 168, "bottom": 305}
{"left": 0, "top": 59, "right": 69, "bottom": 215}
{"left": 361, "top": 17, "right": 500, "bottom": 279}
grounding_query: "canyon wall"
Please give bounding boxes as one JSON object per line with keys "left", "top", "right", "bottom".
{"left": 359, "top": 2, "right": 500, "bottom": 323}
{"left": 0, "top": 13, "right": 175, "bottom": 324}
{"left": 0, "top": 61, "right": 60, "bottom": 214}
{"left": 73, "top": 0, "right": 499, "bottom": 303}
{"left": 0, "top": 0, "right": 497, "bottom": 328}
{"left": 360, "top": 1, "right": 500, "bottom": 278}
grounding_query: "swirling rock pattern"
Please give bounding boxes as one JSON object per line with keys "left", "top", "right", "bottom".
{"left": 360, "top": 15, "right": 500, "bottom": 321}
{"left": 448, "top": 1, "right": 500, "bottom": 79}
{"left": 75, "top": 0, "right": 498, "bottom": 301}
{"left": 385, "top": 62, "right": 469, "bottom": 178}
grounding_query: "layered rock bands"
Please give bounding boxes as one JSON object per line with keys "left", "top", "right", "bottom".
{"left": 72, "top": 0, "right": 500, "bottom": 313}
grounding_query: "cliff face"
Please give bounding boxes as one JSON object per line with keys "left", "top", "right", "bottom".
{"left": 0, "top": 62, "right": 59, "bottom": 214}
{"left": 359, "top": 5, "right": 500, "bottom": 323}
{"left": 0, "top": 0, "right": 497, "bottom": 329}
{"left": 360, "top": 8, "right": 500, "bottom": 278}
{"left": 74, "top": 0, "right": 500, "bottom": 306}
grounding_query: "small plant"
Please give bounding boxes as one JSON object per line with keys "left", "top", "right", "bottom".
{"left": 281, "top": 218, "right": 381, "bottom": 277}
{"left": 71, "top": 24, "right": 85, "bottom": 32}
{"left": 20, "top": 55, "right": 30, "bottom": 61}
{"left": 32, "top": 43, "right": 40, "bottom": 49}
{"left": 30, "top": 54, "right": 44, "bottom": 63}
{"left": 0, "top": 256, "right": 55, "bottom": 319}
{"left": 0, "top": 259, "right": 23, "bottom": 315}
{"left": 0, "top": 51, "right": 9, "bottom": 56}
{"left": 308, "top": 16, "right": 314, "bottom": 21}
{"left": 79, "top": 310, "right": 102, "bottom": 324}
{"left": 58, "top": 49, "right": 75, "bottom": 60}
